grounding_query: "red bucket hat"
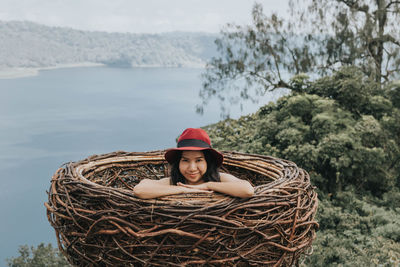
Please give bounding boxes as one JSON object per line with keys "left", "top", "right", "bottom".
{"left": 164, "top": 128, "right": 224, "bottom": 167}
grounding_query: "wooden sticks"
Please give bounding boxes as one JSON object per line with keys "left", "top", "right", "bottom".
{"left": 46, "top": 150, "right": 318, "bottom": 266}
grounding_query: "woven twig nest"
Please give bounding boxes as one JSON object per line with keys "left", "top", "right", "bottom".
{"left": 45, "top": 151, "right": 318, "bottom": 266}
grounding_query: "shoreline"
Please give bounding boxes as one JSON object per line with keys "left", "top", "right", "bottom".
{"left": 0, "top": 62, "right": 206, "bottom": 79}
{"left": 0, "top": 62, "right": 105, "bottom": 79}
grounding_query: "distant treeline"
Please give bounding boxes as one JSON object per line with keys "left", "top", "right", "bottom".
{"left": 0, "top": 21, "right": 218, "bottom": 68}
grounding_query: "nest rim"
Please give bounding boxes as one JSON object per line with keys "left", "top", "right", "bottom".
{"left": 46, "top": 150, "right": 319, "bottom": 266}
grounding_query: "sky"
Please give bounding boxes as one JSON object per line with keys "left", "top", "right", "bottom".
{"left": 0, "top": 0, "right": 290, "bottom": 33}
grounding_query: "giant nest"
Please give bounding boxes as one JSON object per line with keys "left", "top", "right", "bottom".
{"left": 45, "top": 150, "right": 319, "bottom": 266}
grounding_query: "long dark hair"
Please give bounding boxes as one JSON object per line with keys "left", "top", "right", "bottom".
{"left": 170, "top": 150, "right": 221, "bottom": 185}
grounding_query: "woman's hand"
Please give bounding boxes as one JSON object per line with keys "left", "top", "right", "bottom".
{"left": 178, "top": 174, "right": 254, "bottom": 199}
{"left": 177, "top": 182, "right": 212, "bottom": 192}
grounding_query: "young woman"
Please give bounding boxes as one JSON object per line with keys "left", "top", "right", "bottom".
{"left": 133, "top": 128, "right": 254, "bottom": 199}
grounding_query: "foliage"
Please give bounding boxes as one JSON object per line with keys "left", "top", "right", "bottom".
{"left": 301, "top": 194, "right": 400, "bottom": 266}
{"left": 299, "top": 0, "right": 400, "bottom": 82}
{"left": 203, "top": 66, "right": 400, "bottom": 264}
{"left": 199, "top": 0, "right": 400, "bottom": 115}
{"left": 6, "top": 243, "right": 70, "bottom": 267}
{"left": 206, "top": 67, "right": 399, "bottom": 195}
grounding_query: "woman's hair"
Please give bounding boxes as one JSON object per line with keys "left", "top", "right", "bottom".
{"left": 170, "top": 150, "right": 221, "bottom": 185}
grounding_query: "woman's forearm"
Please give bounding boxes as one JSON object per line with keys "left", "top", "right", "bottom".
{"left": 207, "top": 181, "right": 254, "bottom": 198}
{"left": 134, "top": 182, "right": 184, "bottom": 199}
{"left": 134, "top": 179, "right": 212, "bottom": 199}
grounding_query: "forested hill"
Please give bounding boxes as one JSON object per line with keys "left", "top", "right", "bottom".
{"left": 203, "top": 67, "right": 400, "bottom": 265}
{"left": 0, "top": 21, "right": 218, "bottom": 68}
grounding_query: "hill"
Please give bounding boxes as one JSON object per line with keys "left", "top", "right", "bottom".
{"left": 204, "top": 67, "right": 400, "bottom": 265}
{"left": 0, "top": 21, "right": 218, "bottom": 69}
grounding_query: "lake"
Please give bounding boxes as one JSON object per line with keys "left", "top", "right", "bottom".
{"left": 0, "top": 66, "right": 285, "bottom": 264}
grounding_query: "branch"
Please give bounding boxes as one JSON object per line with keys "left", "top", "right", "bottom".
{"left": 369, "top": 34, "right": 400, "bottom": 47}
{"left": 259, "top": 34, "right": 285, "bottom": 80}
{"left": 286, "top": 46, "right": 300, "bottom": 73}
{"left": 384, "top": 48, "right": 392, "bottom": 75}
{"left": 338, "top": 0, "right": 369, "bottom": 14}
{"left": 388, "top": 156, "right": 400, "bottom": 171}
{"left": 387, "top": 37, "right": 400, "bottom": 47}
{"left": 386, "top": 1, "right": 400, "bottom": 9}
{"left": 244, "top": 70, "right": 291, "bottom": 91}
{"left": 386, "top": 67, "right": 400, "bottom": 78}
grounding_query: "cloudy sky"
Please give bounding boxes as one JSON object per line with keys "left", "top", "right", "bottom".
{"left": 0, "top": 0, "right": 289, "bottom": 33}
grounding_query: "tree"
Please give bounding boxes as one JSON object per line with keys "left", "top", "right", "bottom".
{"left": 300, "top": 0, "right": 400, "bottom": 83}
{"left": 199, "top": 0, "right": 400, "bottom": 115}
{"left": 6, "top": 243, "right": 70, "bottom": 267}
{"left": 203, "top": 66, "right": 400, "bottom": 266}
{"left": 204, "top": 67, "right": 399, "bottom": 195}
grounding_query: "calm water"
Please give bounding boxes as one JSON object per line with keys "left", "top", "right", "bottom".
{"left": 0, "top": 66, "right": 284, "bottom": 264}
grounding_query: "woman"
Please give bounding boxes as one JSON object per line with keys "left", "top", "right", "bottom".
{"left": 133, "top": 128, "right": 254, "bottom": 199}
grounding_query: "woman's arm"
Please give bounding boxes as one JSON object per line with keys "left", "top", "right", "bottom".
{"left": 133, "top": 178, "right": 211, "bottom": 199}
{"left": 178, "top": 173, "right": 254, "bottom": 198}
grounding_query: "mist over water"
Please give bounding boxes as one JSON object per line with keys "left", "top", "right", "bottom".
{"left": 0, "top": 66, "right": 286, "bottom": 264}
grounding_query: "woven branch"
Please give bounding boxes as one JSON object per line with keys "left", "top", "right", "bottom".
{"left": 45, "top": 151, "right": 318, "bottom": 267}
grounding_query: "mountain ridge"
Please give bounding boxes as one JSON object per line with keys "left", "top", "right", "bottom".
{"left": 0, "top": 20, "right": 219, "bottom": 69}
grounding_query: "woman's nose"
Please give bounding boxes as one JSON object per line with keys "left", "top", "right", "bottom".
{"left": 188, "top": 162, "right": 197, "bottom": 170}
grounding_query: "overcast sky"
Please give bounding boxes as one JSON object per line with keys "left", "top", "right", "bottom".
{"left": 0, "top": 0, "right": 289, "bottom": 33}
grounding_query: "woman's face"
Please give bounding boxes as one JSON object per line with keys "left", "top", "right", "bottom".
{"left": 179, "top": 151, "right": 207, "bottom": 185}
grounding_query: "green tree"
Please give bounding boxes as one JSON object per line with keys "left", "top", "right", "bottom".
{"left": 301, "top": 194, "right": 400, "bottom": 266}
{"left": 199, "top": 1, "right": 400, "bottom": 115}
{"left": 203, "top": 67, "right": 400, "bottom": 265}
{"left": 205, "top": 67, "right": 399, "bottom": 195}
{"left": 6, "top": 243, "right": 70, "bottom": 267}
